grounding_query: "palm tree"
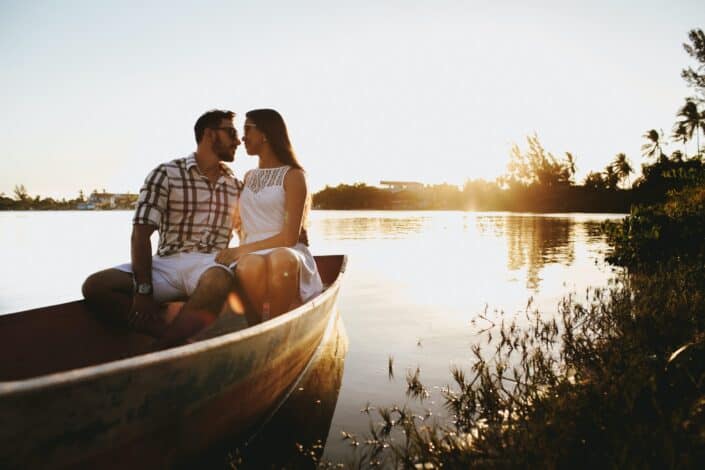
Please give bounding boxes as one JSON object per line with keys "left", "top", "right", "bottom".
{"left": 611, "top": 153, "right": 633, "bottom": 188}
{"left": 674, "top": 99, "right": 704, "bottom": 156}
{"left": 584, "top": 171, "right": 607, "bottom": 190}
{"left": 671, "top": 122, "right": 689, "bottom": 155}
{"left": 641, "top": 129, "right": 666, "bottom": 161}
{"left": 682, "top": 29, "right": 705, "bottom": 100}
{"left": 13, "top": 184, "right": 29, "bottom": 202}
{"left": 565, "top": 152, "right": 577, "bottom": 175}
{"left": 603, "top": 165, "right": 620, "bottom": 190}
{"left": 670, "top": 150, "right": 684, "bottom": 162}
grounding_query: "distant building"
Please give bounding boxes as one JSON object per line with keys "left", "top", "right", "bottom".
{"left": 379, "top": 181, "right": 424, "bottom": 192}
{"left": 76, "top": 202, "right": 96, "bottom": 210}
{"left": 86, "top": 191, "right": 137, "bottom": 209}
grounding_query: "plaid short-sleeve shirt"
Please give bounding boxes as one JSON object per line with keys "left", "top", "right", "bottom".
{"left": 133, "top": 154, "right": 242, "bottom": 257}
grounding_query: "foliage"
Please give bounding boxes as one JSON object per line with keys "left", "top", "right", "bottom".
{"left": 313, "top": 180, "right": 632, "bottom": 213}
{"left": 676, "top": 29, "right": 705, "bottom": 159}
{"left": 632, "top": 155, "right": 705, "bottom": 205}
{"left": 13, "top": 184, "right": 29, "bottom": 201}
{"left": 581, "top": 154, "right": 632, "bottom": 191}
{"left": 605, "top": 183, "right": 705, "bottom": 268}
{"left": 673, "top": 99, "right": 705, "bottom": 156}
{"left": 313, "top": 182, "right": 470, "bottom": 210}
{"left": 610, "top": 152, "right": 633, "bottom": 188}
{"left": 0, "top": 186, "right": 136, "bottom": 211}
{"left": 682, "top": 29, "right": 705, "bottom": 100}
{"left": 335, "top": 258, "right": 705, "bottom": 468}
{"left": 641, "top": 129, "right": 666, "bottom": 161}
{"left": 505, "top": 134, "right": 576, "bottom": 189}
{"left": 314, "top": 183, "right": 401, "bottom": 209}
{"left": 583, "top": 171, "right": 607, "bottom": 190}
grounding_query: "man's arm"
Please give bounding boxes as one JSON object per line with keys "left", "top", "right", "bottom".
{"left": 131, "top": 164, "right": 168, "bottom": 290}
{"left": 131, "top": 223, "right": 156, "bottom": 287}
{"left": 128, "top": 223, "right": 161, "bottom": 327}
{"left": 128, "top": 163, "right": 168, "bottom": 329}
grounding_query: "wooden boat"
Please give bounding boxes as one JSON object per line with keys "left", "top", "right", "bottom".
{"left": 0, "top": 254, "right": 346, "bottom": 469}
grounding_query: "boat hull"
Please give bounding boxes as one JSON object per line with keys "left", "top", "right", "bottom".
{"left": 0, "top": 255, "right": 345, "bottom": 468}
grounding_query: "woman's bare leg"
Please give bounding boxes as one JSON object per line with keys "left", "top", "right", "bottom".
{"left": 235, "top": 254, "right": 268, "bottom": 321}
{"left": 265, "top": 248, "right": 301, "bottom": 317}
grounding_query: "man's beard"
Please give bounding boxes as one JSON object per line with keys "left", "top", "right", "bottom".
{"left": 213, "top": 137, "right": 234, "bottom": 162}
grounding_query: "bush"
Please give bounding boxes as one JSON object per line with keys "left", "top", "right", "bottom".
{"left": 605, "top": 184, "right": 705, "bottom": 268}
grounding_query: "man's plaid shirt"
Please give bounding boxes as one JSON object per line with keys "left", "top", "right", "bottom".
{"left": 133, "top": 154, "right": 242, "bottom": 257}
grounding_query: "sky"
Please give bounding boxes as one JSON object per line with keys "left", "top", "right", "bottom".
{"left": 1, "top": 0, "right": 704, "bottom": 199}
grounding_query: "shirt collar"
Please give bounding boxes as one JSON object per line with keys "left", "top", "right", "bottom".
{"left": 185, "top": 153, "right": 199, "bottom": 171}
{"left": 186, "top": 153, "right": 235, "bottom": 179}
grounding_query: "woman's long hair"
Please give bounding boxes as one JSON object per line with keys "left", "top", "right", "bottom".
{"left": 246, "top": 109, "right": 310, "bottom": 245}
{"left": 245, "top": 109, "right": 303, "bottom": 170}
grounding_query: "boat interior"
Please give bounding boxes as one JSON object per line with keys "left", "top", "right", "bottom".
{"left": 0, "top": 255, "right": 345, "bottom": 382}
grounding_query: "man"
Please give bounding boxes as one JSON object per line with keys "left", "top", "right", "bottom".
{"left": 82, "top": 109, "right": 242, "bottom": 344}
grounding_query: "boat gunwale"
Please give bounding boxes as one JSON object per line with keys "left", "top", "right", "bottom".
{"left": 0, "top": 255, "right": 346, "bottom": 395}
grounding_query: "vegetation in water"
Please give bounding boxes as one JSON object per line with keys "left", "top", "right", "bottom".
{"left": 327, "top": 258, "right": 704, "bottom": 468}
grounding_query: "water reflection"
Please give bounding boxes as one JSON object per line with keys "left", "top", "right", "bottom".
{"left": 499, "top": 216, "right": 575, "bottom": 291}
{"left": 222, "top": 314, "right": 348, "bottom": 468}
{"left": 582, "top": 220, "right": 608, "bottom": 243}
{"left": 314, "top": 212, "right": 615, "bottom": 292}
{"left": 319, "top": 215, "right": 427, "bottom": 240}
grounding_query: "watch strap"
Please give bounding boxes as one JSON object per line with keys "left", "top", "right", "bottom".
{"left": 132, "top": 276, "right": 153, "bottom": 295}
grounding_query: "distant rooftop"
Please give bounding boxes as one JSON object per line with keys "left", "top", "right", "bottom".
{"left": 379, "top": 180, "right": 424, "bottom": 191}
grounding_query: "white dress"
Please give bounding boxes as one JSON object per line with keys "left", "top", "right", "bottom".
{"left": 238, "top": 165, "right": 323, "bottom": 302}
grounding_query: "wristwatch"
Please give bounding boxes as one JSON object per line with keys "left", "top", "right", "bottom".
{"left": 133, "top": 280, "right": 153, "bottom": 295}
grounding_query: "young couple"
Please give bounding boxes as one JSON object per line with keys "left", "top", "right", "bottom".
{"left": 82, "top": 109, "right": 323, "bottom": 348}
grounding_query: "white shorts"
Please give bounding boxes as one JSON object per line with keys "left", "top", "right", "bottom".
{"left": 115, "top": 252, "right": 233, "bottom": 303}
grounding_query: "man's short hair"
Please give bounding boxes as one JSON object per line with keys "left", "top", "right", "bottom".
{"left": 194, "top": 109, "right": 235, "bottom": 143}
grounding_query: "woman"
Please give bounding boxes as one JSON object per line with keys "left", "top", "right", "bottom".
{"left": 215, "top": 109, "right": 323, "bottom": 321}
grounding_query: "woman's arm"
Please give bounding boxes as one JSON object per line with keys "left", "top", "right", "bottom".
{"left": 215, "top": 169, "right": 307, "bottom": 264}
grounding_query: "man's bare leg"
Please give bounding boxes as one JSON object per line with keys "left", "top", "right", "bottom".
{"left": 82, "top": 268, "right": 170, "bottom": 336}
{"left": 155, "top": 267, "right": 234, "bottom": 349}
{"left": 82, "top": 269, "right": 134, "bottom": 326}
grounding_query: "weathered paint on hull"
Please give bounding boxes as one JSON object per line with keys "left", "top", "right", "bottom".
{"left": 230, "top": 312, "right": 349, "bottom": 467}
{"left": 0, "top": 256, "right": 345, "bottom": 469}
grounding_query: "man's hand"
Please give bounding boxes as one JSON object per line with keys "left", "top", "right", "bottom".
{"left": 128, "top": 293, "right": 163, "bottom": 335}
{"left": 215, "top": 247, "right": 244, "bottom": 265}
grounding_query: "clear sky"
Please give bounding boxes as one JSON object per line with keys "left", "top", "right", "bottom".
{"left": 1, "top": 0, "right": 704, "bottom": 199}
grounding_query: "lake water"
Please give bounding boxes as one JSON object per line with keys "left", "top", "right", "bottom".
{"left": 0, "top": 210, "right": 624, "bottom": 464}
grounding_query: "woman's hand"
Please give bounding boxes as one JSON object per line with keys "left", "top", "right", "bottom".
{"left": 215, "top": 247, "right": 244, "bottom": 265}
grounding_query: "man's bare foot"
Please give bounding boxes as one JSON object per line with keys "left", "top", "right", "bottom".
{"left": 130, "top": 302, "right": 184, "bottom": 338}
{"left": 152, "top": 308, "right": 218, "bottom": 350}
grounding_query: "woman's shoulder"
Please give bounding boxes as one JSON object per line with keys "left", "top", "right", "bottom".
{"left": 283, "top": 167, "right": 306, "bottom": 185}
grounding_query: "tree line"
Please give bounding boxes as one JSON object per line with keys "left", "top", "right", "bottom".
{"left": 314, "top": 122, "right": 704, "bottom": 212}
{"left": 0, "top": 186, "right": 137, "bottom": 211}
{"left": 315, "top": 30, "right": 705, "bottom": 213}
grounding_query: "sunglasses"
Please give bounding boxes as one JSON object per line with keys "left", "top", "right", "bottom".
{"left": 211, "top": 127, "right": 239, "bottom": 139}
